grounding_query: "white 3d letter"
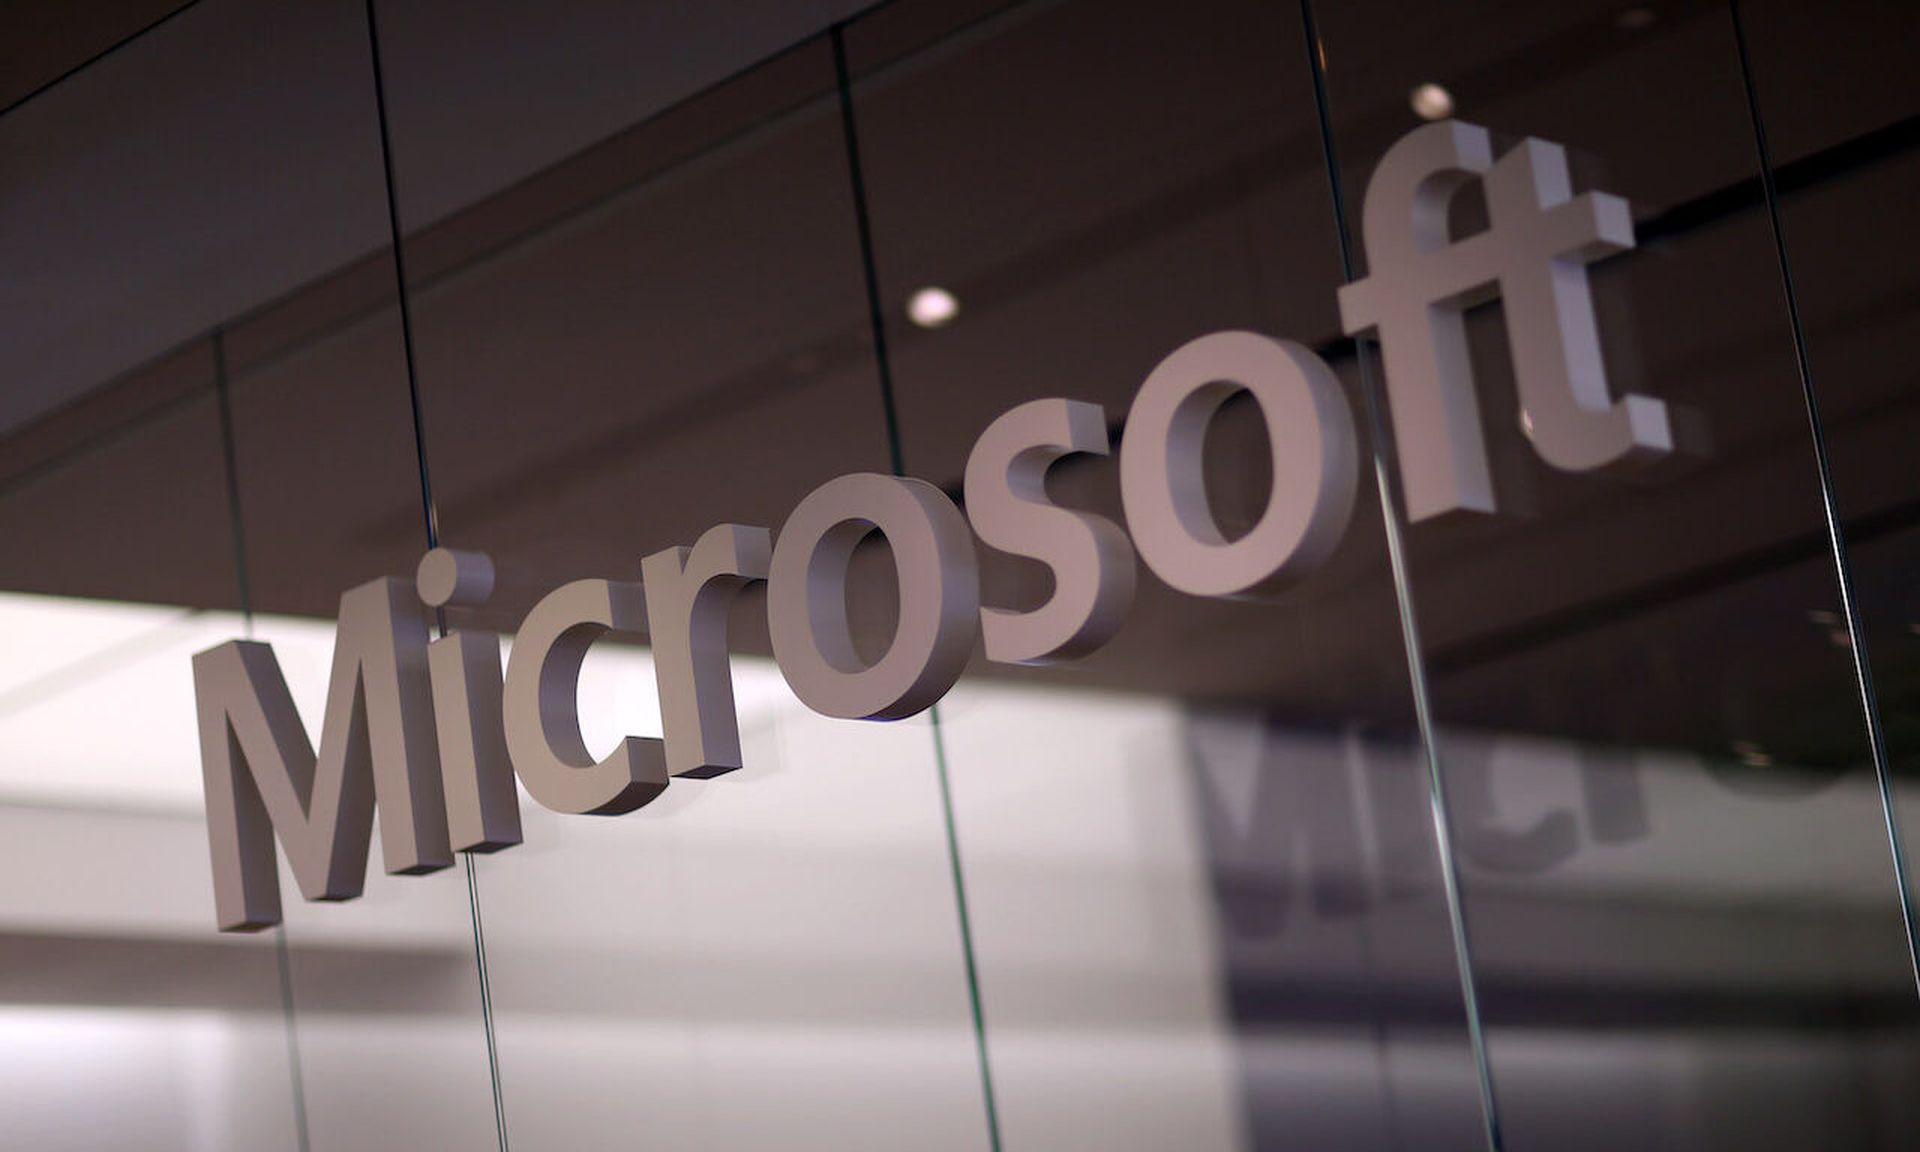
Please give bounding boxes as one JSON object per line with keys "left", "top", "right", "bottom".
{"left": 418, "top": 548, "right": 522, "bottom": 852}
{"left": 503, "top": 579, "right": 668, "bottom": 814}
{"left": 1336, "top": 119, "right": 1670, "bottom": 521}
{"left": 641, "top": 523, "right": 771, "bottom": 777}
{"left": 965, "top": 398, "right": 1135, "bottom": 664}
{"left": 768, "top": 473, "right": 980, "bottom": 719}
{"left": 194, "top": 578, "right": 452, "bottom": 932}
{"left": 1120, "top": 331, "right": 1358, "bottom": 597}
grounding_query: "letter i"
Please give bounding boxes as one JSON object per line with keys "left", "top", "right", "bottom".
{"left": 417, "top": 548, "right": 523, "bottom": 852}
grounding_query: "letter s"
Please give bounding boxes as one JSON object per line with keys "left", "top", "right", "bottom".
{"left": 964, "top": 398, "right": 1135, "bottom": 664}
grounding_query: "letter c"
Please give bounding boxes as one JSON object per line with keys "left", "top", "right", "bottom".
{"left": 502, "top": 579, "right": 668, "bottom": 814}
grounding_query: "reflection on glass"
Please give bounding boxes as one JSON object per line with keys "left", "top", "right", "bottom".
{"left": 1311, "top": 0, "right": 1920, "bottom": 1148}
{"left": 382, "top": 27, "right": 997, "bottom": 1151}
{"left": 0, "top": 432, "right": 299, "bottom": 1150}
{"left": 1740, "top": 0, "right": 1920, "bottom": 1034}
{"left": 0, "top": 0, "right": 1913, "bottom": 1148}
{"left": 845, "top": 0, "right": 1494, "bottom": 1148}
{"left": 0, "top": 0, "right": 504, "bottom": 1145}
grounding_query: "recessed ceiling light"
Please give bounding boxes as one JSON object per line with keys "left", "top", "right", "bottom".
{"left": 1410, "top": 82, "right": 1454, "bottom": 122}
{"left": 907, "top": 286, "right": 960, "bottom": 329}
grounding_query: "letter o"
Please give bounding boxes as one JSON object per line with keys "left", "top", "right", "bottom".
{"left": 1119, "top": 331, "right": 1359, "bottom": 597}
{"left": 767, "top": 473, "right": 980, "bottom": 720}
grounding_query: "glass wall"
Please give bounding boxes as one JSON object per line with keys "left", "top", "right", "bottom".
{"left": 1304, "top": 0, "right": 1920, "bottom": 1148}
{"left": 0, "top": 1, "right": 1915, "bottom": 1149}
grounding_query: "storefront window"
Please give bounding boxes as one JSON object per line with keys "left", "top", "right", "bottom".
{"left": 1, "top": 1, "right": 1915, "bottom": 1149}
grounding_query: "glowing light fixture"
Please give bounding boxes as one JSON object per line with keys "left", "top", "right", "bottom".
{"left": 1410, "top": 82, "right": 1454, "bottom": 121}
{"left": 907, "top": 286, "right": 960, "bottom": 329}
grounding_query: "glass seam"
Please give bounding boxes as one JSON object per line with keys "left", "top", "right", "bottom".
{"left": 830, "top": 23, "right": 1006, "bottom": 1152}
{"left": 1295, "top": 2, "right": 1506, "bottom": 1149}
{"left": 1726, "top": 0, "right": 1920, "bottom": 997}
{"left": 361, "top": 2, "right": 512, "bottom": 1147}
{"left": 216, "top": 327, "right": 313, "bottom": 1152}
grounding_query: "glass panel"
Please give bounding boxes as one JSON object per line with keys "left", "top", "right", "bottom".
{"left": 0, "top": 3, "right": 378, "bottom": 1143}
{"left": 14, "top": 1, "right": 1913, "bottom": 1148}
{"left": 1309, "top": 1, "right": 1920, "bottom": 1148}
{"left": 1738, "top": 0, "right": 1920, "bottom": 1126}
{"left": 0, "top": 380, "right": 301, "bottom": 1151}
{"left": 380, "top": 28, "right": 996, "bottom": 1150}
{"left": 0, "top": 0, "right": 504, "bottom": 1146}
{"left": 843, "top": 1, "right": 1494, "bottom": 1148}
{"left": 201, "top": 0, "right": 506, "bottom": 1135}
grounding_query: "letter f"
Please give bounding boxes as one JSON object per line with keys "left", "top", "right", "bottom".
{"left": 1338, "top": 120, "right": 1671, "bottom": 521}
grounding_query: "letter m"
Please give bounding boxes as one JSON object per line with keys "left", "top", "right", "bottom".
{"left": 194, "top": 578, "right": 451, "bottom": 932}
